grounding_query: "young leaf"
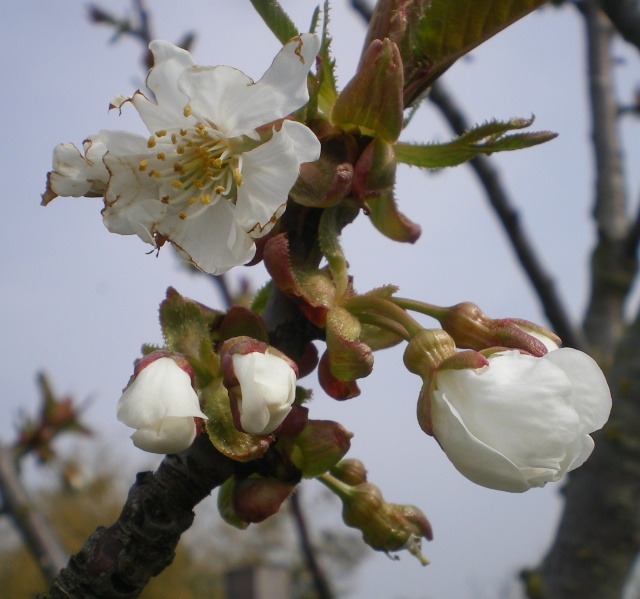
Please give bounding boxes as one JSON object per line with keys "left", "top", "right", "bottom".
{"left": 249, "top": 0, "right": 299, "bottom": 44}
{"left": 402, "top": 0, "right": 550, "bottom": 104}
{"left": 316, "top": 0, "right": 339, "bottom": 114}
{"left": 395, "top": 117, "right": 557, "bottom": 169}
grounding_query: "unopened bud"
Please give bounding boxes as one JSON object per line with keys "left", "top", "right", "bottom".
{"left": 403, "top": 329, "right": 456, "bottom": 380}
{"left": 231, "top": 476, "right": 296, "bottom": 524}
{"left": 330, "top": 459, "right": 368, "bottom": 486}
{"left": 279, "top": 420, "right": 353, "bottom": 478}
{"left": 440, "top": 302, "right": 560, "bottom": 356}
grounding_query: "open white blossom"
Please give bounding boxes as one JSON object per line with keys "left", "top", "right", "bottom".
{"left": 431, "top": 347, "right": 612, "bottom": 492}
{"left": 116, "top": 356, "right": 207, "bottom": 454}
{"left": 232, "top": 352, "right": 297, "bottom": 435}
{"left": 43, "top": 34, "right": 321, "bottom": 274}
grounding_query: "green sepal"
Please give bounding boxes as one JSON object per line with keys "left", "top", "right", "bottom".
{"left": 201, "top": 377, "right": 271, "bottom": 462}
{"left": 332, "top": 38, "right": 403, "bottom": 142}
{"left": 367, "top": 190, "right": 421, "bottom": 243}
{"left": 326, "top": 307, "right": 374, "bottom": 381}
{"left": 219, "top": 306, "right": 269, "bottom": 345}
{"left": 318, "top": 205, "right": 352, "bottom": 298}
{"left": 395, "top": 117, "right": 557, "bottom": 169}
{"left": 249, "top": 0, "right": 298, "bottom": 45}
{"left": 250, "top": 281, "right": 272, "bottom": 315}
{"left": 159, "top": 287, "right": 223, "bottom": 385}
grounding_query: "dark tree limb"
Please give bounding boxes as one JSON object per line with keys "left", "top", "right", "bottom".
{"left": 529, "top": 309, "right": 640, "bottom": 599}
{"left": 37, "top": 434, "right": 237, "bottom": 599}
{"left": 0, "top": 445, "right": 68, "bottom": 583}
{"left": 581, "top": 0, "right": 635, "bottom": 365}
{"left": 601, "top": 0, "right": 640, "bottom": 52}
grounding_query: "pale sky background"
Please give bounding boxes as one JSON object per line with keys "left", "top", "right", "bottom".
{"left": 1, "top": 1, "right": 640, "bottom": 599}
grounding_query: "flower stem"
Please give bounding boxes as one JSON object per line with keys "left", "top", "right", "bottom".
{"left": 344, "top": 295, "right": 424, "bottom": 338}
{"left": 388, "top": 297, "right": 448, "bottom": 322}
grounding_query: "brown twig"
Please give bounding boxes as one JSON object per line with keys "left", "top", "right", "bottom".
{"left": 290, "top": 491, "right": 334, "bottom": 599}
{"left": 0, "top": 445, "right": 68, "bottom": 583}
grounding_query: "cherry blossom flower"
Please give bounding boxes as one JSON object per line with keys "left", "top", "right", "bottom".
{"left": 43, "top": 34, "right": 321, "bottom": 274}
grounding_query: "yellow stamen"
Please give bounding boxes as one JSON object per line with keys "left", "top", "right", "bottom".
{"left": 147, "top": 136, "right": 156, "bottom": 148}
{"left": 200, "top": 194, "right": 212, "bottom": 205}
{"left": 138, "top": 159, "right": 148, "bottom": 172}
{"left": 178, "top": 211, "right": 187, "bottom": 220}
{"left": 215, "top": 185, "right": 225, "bottom": 194}
{"left": 156, "top": 152, "right": 166, "bottom": 161}
{"left": 193, "top": 180, "right": 204, "bottom": 189}
{"left": 155, "top": 129, "right": 167, "bottom": 137}
{"left": 187, "top": 197, "right": 198, "bottom": 206}
{"left": 183, "top": 105, "right": 192, "bottom": 117}
{"left": 171, "top": 133, "right": 178, "bottom": 144}
{"left": 233, "top": 168, "right": 244, "bottom": 186}
{"left": 180, "top": 128, "right": 187, "bottom": 136}
{"left": 171, "top": 180, "right": 184, "bottom": 190}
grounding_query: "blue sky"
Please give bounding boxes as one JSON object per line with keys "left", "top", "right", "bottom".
{"left": 1, "top": 2, "right": 639, "bottom": 598}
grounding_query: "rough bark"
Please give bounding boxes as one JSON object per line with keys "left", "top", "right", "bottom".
{"left": 531, "top": 315, "right": 640, "bottom": 599}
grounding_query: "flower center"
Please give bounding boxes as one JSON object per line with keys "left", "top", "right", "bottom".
{"left": 140, "top": 118, "right": 244, "bottom": 221}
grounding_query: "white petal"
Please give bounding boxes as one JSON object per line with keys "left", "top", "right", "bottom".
{"left": 130, "top": 416, "right": 197, "bottom": 454}
{"left": 161, "top": 201, "right": 256, "bottom": 274}
{"left": 436, "top": 352, "right": 580, "bottom": 470}
{"left": 48, "top": 135, "right": 109, "bottom": 198}
{"left": 431, "top": 390, "right": 536, "bottom": 492}
{"left": 131, "top": 40, "right": 196, "bottom": 133}
{"left": 179, "top": 34, "right": 319, "bottom": 137}
{"left": 236, "top": 126, "right": 301, "bottom": 237}
{"left": 543, "top": 348, "right": 612, "bottom": 433}
{"left": 279, "top": 119, "right": 321, "bottom": 163}
{"left": 116, "top": 357, "right": 205, "bottom": 428}
{"left": 233, "top": 353, "right": 296, "bottom": 434}
{"left": 100, "top": 131, "right": 166, "bottom": 244}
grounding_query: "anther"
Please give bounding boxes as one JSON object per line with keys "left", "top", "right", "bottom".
{"left": 147, "top": 136, "right": 157, "bottom": 148}
{"left": 171, "top": 180, "right": 184, "bottom": 190}
{"left": 138, "top": 160, "right": 148, "bottom": 172}
{"left": 156, "top": 152, "right": 166, "bottom": 161}
{"left": 183, "top": 105, "right": 192, "bottom": 117}
{"left": 155, "top": 130, "right": 167, "bottom": 137}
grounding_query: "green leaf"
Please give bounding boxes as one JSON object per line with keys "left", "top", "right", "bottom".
{"left": 403, "top": 0, "right": 550, "bottom": 103}
{"left": 395, "top": 117, "right": 557, "bottom": 169}
{"left": 249, "top": 0, "right": 299, "bottom": 44}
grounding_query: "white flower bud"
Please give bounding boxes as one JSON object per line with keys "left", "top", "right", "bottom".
{"left": 430, "top": 348, "right": 611, "bottom": 492}
{"left": 116, "top": 356, "right": 207, "bottom": 454}
{"left": 232, "top": 352, "right": 297, "bottom": 435}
